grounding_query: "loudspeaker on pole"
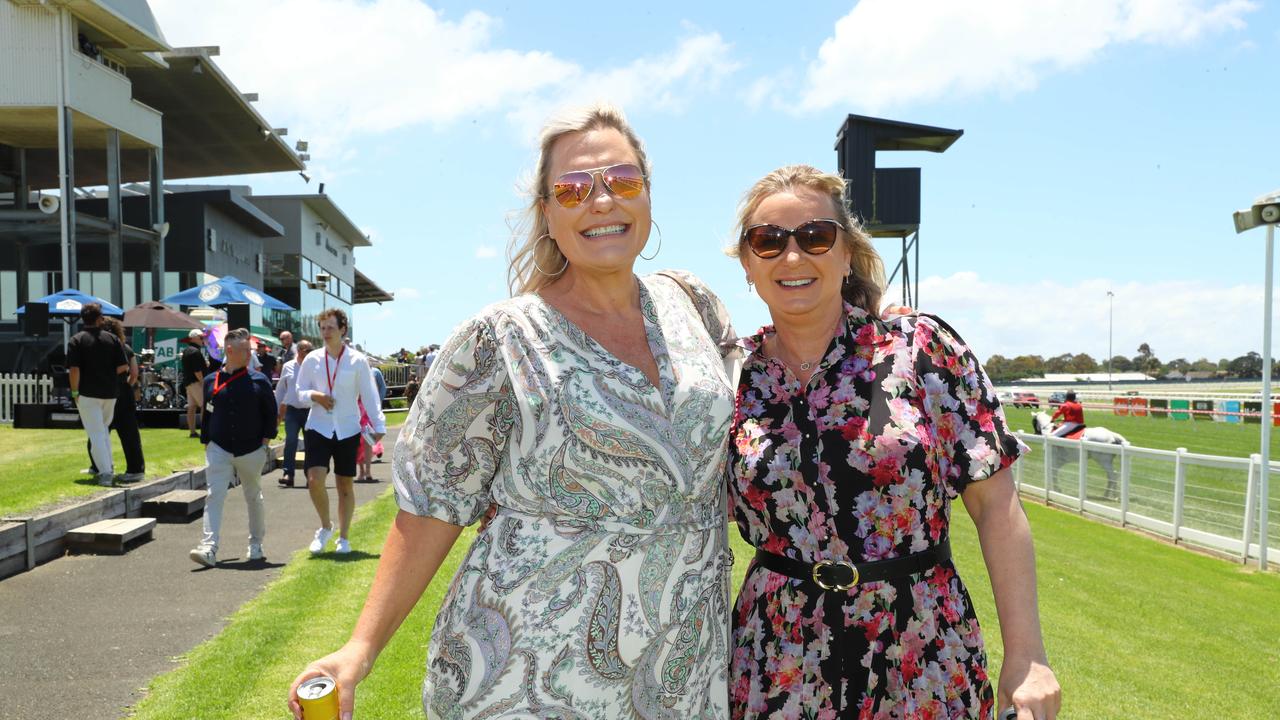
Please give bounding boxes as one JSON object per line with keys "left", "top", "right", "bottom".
{"left": 226, "top": 302, "right": 250, "bottom": 331}
{"left": 22, "top": 302, "right": 49, "bottom": 337}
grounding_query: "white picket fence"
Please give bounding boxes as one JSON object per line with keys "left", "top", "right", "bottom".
{"left": 1013, "top": 432, "right": 1278, "bottom": 567}
{"left": 0, "top": 373, "right": 54, "bottom": 423}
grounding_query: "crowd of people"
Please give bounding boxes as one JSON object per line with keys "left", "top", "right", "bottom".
{"left": 62, "top": 301, "right": 429, "bottom": 568}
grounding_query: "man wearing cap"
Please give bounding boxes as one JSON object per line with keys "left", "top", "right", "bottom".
{"left": 181, "top": 329, "right": 209, "bottom": 438}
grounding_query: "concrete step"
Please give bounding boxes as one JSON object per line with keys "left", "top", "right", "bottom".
{"left": 66, "top": 518, "right": 156, "bottom": 554}
{"left": 141, "top": 490, "right": 206, "bottom": 523}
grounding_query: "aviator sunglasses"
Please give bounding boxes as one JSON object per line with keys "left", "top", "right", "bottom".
{"left": 741, "top": 218, "right": 845, "bottom": 259}
{"left": 551, "top": 163, "right": 646, "bottom": 208}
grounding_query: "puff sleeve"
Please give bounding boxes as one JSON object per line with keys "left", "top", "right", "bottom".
{"left": 911, "top": 314, "right": 1027, "bottom": 496}
{"left": 391, "top": 316, "right": 516, "bottom": 525}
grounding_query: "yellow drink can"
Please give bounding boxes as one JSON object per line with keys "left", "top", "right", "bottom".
{"left": 297, "top": 676, "right": 340, "bottom": 720}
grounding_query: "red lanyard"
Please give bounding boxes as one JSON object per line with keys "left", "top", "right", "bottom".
{"left": 324, "top": 346, "right": 345, "bottom": 394}
{"left": 211, "top": 368, "right": 247, "bottom": 398}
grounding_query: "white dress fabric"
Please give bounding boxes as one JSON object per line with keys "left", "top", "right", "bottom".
{"left": 393, "top": 272, "right": 736, "bottom": 720}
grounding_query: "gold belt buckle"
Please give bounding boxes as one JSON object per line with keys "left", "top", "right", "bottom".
{"left": 811, "top": 560, "right": 859, "bottom": 591}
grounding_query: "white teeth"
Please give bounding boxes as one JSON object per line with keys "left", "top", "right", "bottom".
{"left": 583, "top": 224, "right": 626, "bottom": 238}
{"left": 779, "top": 279, "right": 814, "bottom": 287}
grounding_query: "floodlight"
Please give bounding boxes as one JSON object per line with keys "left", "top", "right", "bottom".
{"left": 1233, "top": 189, "right": 1280, "bottom": 233}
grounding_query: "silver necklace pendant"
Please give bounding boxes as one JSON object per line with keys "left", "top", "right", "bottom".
{"left": 800, "top": 360, "right": 813, "bottom": 371}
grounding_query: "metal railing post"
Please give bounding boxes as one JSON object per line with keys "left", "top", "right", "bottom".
{"left": 1013, "top": 433, "right": 1023, "bottom": 491}
{"left": 1078, "top": 440, "right": 1088, "bottom": 512}
{"left": 1243, "top": 454, "right": 1259, "bottom": 563}
{"left": 1042, "top": 439, "right": 1051, "bottom": 499}
{"left": 1119, "top": 442, "right": 1130, "bottom": 527}
{"left": 1172, "top": 447, "right": 1187, "bottom": 543}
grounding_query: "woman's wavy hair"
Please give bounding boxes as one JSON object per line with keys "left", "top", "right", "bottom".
{"left": 728, "top": 164, "right": 885, "bottom": 315}
{"left": 507, "top": 102, "right": 651, "bottom": 296}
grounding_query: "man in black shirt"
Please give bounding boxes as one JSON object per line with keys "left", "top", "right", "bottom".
{"left": 67, "top": 303, "right": 128, "bottom": 486}
{"left": 181, "top": 329, "right": 208, "bottom": 438}
{"left": 190, "top": 328, "right": 278, "bottom": 567}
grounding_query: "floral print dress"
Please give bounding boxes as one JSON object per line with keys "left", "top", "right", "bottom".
{"left": 728, "top": 304, "right": 1026, "bottom": 719}
{"left": 393, "top": 272, "right": 736, "bottom": 720}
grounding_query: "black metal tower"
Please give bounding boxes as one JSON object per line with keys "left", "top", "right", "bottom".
{"left": 835, "top": 114, "right": 963, "bottom": 308}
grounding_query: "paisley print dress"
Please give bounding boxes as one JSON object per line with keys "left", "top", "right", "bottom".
{"left": 728, "top": 305, "right": 1026, "bottom": 719}
{"left": 393, "top": 272, "right": 736, "bottom": 720}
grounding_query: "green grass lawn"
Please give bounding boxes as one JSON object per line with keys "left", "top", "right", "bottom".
{"left": 0, "top": 425, "right": 209, "bottom": 517}
{"left": 0, "top": 411, "right": 410, "bottom": 518}
{"left": 129, "top": 488, "right": 1280, "bottom": 720}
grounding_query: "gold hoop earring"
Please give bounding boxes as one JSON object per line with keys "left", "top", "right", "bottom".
{"left": 639, "top": 220, "right": 663, "bottom": 261}
{"left": 532, "top": 234, "right": 568, "bottom": 276}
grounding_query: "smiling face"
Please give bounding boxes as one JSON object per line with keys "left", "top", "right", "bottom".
{"left": 740, "top": 187, "right": 852, "bottom": 324}
{"left": 541, "top": 128, "right": 651, "bottom": 280}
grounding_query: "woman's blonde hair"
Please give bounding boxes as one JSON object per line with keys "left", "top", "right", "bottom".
{"left": 728, "top": 164, "right": 885, "bottom": 315}
{"left": 507, "top": 102, "right": 651, "bottom": 296}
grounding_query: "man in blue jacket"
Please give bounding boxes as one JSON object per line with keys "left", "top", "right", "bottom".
{"left": 190, "top": 328, "right": 278, "bottom": 567}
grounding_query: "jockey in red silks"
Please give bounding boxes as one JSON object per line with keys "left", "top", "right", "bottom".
{"left": 1051, "top": 390, "right": 1086, "bottom": 438}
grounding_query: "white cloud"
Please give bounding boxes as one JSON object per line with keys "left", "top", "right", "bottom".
{"left": 796, "top": 0, "right": 1258, "bottom": 111}
{"left": 475, "top": 246, "right": 498, "bottom": 260}
{"left": 393, "top": 287, "right": 421, "bottom": 300}
{"left": 148, "top": 1, "right": 737, "bottom": 154}
{"left": 917, "top": 272, "right": 1270, "bottom": 362}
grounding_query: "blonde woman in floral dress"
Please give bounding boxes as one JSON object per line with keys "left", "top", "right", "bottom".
{"left": 289, "top": 103, "right": 737, "bottom": 719}
{"left": 726, "top": 165, "right": 1061, "bottom": 719}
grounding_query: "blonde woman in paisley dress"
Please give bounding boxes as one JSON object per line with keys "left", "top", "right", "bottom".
{"left": 289, "top": 103, "right": 737, "bottom": 720}
{"left": 726, "top": 166, "right": 1061, "bottom": 719}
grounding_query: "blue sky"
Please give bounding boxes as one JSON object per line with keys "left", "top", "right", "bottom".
{"left": 147, "top": 0, "right": 1279, "bottom": 365}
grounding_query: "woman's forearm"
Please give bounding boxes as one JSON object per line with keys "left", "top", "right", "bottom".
{"left": 964, "top": 469, "right": 1049, "bottom": 663}
{"left": 346, "top": 511, "right": 464, "bottom": 662}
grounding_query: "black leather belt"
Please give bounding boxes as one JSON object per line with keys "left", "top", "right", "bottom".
{"left": 754, "top": 541, "right": 952, "bottom": 592}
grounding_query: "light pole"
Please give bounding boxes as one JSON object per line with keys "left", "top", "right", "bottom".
{"left": 1107, "top": 290, "right": 1114, "bottom": 392}
{"left": 1234, "top": 189, "right": 1280, "bottom": 571}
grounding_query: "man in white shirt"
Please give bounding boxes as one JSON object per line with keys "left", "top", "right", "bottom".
{"left": 273, "top": 339, "right": 313, "bottom": 487}
{"left": 295, "top": 309, "right": 385, "bottom": 554}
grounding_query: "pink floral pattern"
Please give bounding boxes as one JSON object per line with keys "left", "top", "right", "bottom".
{"left": 728, "top": 304, "right": 1026, "bottom": 719}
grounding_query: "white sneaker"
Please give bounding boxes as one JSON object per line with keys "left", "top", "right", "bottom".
{"left": 333, "top": 537, "right": 351, "bottom": 554}
{"left": 247, "top": 544, "right": 265, "bottom": 561}
{"left": 189, "top": 545, "right": 216, "bottom": 567}
{"left": 309, "top": 527, "right": 333, "bottom": 554}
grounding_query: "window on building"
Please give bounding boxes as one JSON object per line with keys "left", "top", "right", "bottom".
{"left": 1, "top": 271, "right": 17, "bottom": 321}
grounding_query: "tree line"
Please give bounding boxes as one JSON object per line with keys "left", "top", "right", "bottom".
{"left": 984, "top": 343, "right": 1273, "bottom": 384}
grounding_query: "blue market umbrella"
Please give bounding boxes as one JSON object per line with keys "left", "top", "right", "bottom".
{"left": 16, "top": 289, "right": 124, "bottom": 317}
{"left": 162, "top": 275, "right": 293, "bottom": 311}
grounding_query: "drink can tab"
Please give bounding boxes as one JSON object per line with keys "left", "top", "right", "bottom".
{"left": 298, "top": 676, "right": 340, "bottom": 720}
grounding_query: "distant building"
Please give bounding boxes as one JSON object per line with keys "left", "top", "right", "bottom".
{"left": 0, "top": 0, "right": 389, "bottom": 370}
{"left": 246, "top": 193, "right": 392, "bottom": 340}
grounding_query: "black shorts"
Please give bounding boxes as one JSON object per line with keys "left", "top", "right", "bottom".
{"left": 303, "top": 429, "right": 360, "bottom": 477}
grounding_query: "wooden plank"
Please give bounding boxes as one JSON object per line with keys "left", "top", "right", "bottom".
{"left": 125, "top": 471, "right": 191, "bottom": 517}
{"left": 0, "top": 521, "right": 27, "bottom": 579}
{"left": 141, "top": 490, "right": 205, "bottom": 522}
{"left": 0, "top": 521, "right": 26, "bottom": 564}
{"left": 67, "top": 517, "right": 155, "bottom": 553}
{"left": 11, "top": 490, "right": 126, "bottom": 549}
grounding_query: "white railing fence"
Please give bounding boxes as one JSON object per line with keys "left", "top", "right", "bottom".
{"left": 376, "top": 363, "right": 415, "bottom": 387}
{"left": 0, "top": 373, "right": 54, "bottom": 423}
{"left": 1013, "top": 432, "right": 1278, "bottom": 567}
